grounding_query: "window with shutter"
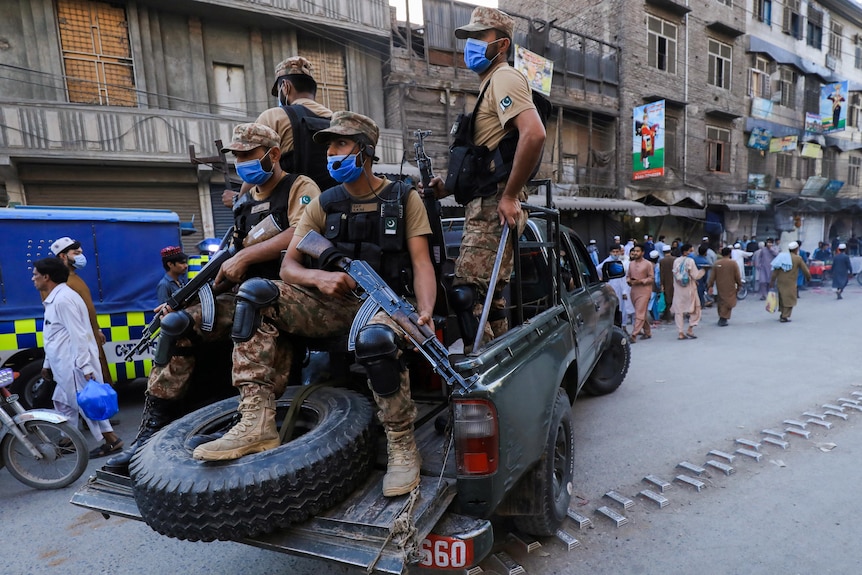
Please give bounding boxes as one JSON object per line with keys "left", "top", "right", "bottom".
{"left": 56, "top": 0, "right": 136, "bottom": 106}
{"left": 706, "top": 126, "right": 730, "bottom": 173}
{"left": 297, "top": 34, "right": 349, "bottom": 111}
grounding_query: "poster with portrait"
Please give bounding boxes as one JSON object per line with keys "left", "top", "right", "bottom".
{"left": 632, "top": 100, "right": 665, "bottom": 180}
{"left": 514, "top": 45, "right": 553, "bottom": 97}
{"left": 820, "top": 81, "right": 848, "bottom": 132}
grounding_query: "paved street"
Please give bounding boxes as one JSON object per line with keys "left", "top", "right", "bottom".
{"left": 2, "top": 280, "right": 861, "bottom": 574}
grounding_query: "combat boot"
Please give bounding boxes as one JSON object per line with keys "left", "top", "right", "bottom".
{"left": 103, "top": 393, "right": 179, "bottom": 475}
{"left": 192, "top": 385, "right": 279, "bottom": 461}
{"left": 382, "top": 427, "right": 421, "bottom": 496}
{"left": 374, "top": 380, "right": 421, "bottom": 497}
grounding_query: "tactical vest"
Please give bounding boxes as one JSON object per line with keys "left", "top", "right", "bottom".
{"left": 233, "top": 173, "right": 298, "bottom": 280}
{"left": 318, "top": 181, "right": 413, "bottom": 296}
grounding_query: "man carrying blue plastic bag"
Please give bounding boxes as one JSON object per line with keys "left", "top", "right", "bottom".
{"left": 32, "top": 257, "right": 123, "bottom": 458}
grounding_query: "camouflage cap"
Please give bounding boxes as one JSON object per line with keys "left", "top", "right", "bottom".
{"left": 454, "top": 7, "right": 515, "bottom": 40}
{"left": 312, "top": 111, "right": 379, "bottom": 146}
{"left": 221, "top": 123, "right": 280, "bottom": 153}
{"left": 270, "top": 56, "right": 315, "bottom": 96}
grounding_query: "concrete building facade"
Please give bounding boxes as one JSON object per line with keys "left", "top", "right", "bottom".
{"left": 0, "top": 0, "right": 395, "bottom": 251}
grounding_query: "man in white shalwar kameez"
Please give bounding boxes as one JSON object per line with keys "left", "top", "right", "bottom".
{"left": 598, "top": 244, "right": 634, "bottom": 337}
{"left": 33, "top": 258, "right": 123, "bottom": 458}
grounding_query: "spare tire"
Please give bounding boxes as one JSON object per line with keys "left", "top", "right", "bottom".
{"left": 130, "top": 386, "right": 376, "bottom": 542}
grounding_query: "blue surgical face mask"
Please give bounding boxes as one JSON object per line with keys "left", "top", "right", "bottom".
{"left": 327, "top": 153, "right": 363, "bottom": 183}
{"left": 236, "top": 150, "right": 274, "bottom": 185}
{"left": 72, "top": 254, "right": 87, "bottom": 269}
{"left": 464, "top": 38, "right": 503, "bottom": 74}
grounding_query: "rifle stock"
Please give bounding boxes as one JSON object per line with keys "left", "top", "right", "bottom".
{"left": 297, "top": 231, "right": 475, "bottom": 392}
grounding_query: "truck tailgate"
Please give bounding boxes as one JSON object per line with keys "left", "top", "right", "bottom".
{"left": 72, "top": 467, "right": 456, "bottom": 574}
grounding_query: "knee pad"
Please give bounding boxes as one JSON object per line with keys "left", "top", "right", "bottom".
{"left": 154, "top": 311, "right": 194, "bottom": 366}
{"left": 448, "top": 285, "right": 478, "bottom": 344}
{"left": 355, "top": 324, "right": 401, "bottom": 397}
{"left": 232, "top": 278, "right": 279, "bottom": 343}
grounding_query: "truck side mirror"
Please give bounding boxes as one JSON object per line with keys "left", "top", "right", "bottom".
{"left": 602, "top": 261, "right": 625, "bottom": 280}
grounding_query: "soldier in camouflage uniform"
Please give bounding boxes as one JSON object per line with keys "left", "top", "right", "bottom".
{"left": 224, "top": 56, "right": 333, "bottom": 208}
{"left": 105, "top": 123, "right": 320, "bottom": 474}
{"left": 423, "top": 7, "right": 546, "bottom": 346}
{"left": 193, "top": 112, "right": 437, "bottom": 498}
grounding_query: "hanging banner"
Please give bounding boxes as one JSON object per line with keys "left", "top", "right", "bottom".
{"left": 769, "top": 135, "right": 797, "bottom": 153}
{"left": 747, "top": 127, "right": 771, "bottom": 150}
{"left": 820, "top": 80, "right": 848, "bottom": 132}
{"left": 805, "top": 113, "right": 822, "bottom": 133}
{"left": 514, "top": 45, "right": 553, "bottom": 97}
{"left": 632, "top": 100, "right": 665, "bottom": 180}
{"left": 800, "top": 142, "right": 822, "bottom": 158}
{"left": 751, "top": 97, "right": 774, "bottom": 119}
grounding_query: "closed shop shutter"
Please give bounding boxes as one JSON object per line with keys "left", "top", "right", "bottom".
{"left": 209, "top": 184, "right": 234, "bottom": 239}
{"left": 19, "top": 165, "right": 203, "bottom": 253}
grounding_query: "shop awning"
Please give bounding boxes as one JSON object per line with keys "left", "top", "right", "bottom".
{"left": 725, "top": 203, "right": 768, "bottom": 211}
{"left": 524, "top": 195, "right": 706, "bottom": 218}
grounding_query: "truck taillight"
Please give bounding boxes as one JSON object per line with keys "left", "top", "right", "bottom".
{"left": 454, "top": 399, "right": 498, "bottom": 476}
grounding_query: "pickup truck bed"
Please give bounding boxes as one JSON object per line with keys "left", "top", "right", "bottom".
{"left": 72, "top": 398, "right": 491, "bottom": 574}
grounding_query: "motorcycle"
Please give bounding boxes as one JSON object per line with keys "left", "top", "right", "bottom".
{"left": 0, "top": 368, "right": 88, "bottom": 489}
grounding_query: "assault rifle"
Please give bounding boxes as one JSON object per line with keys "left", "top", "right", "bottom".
{"left": 414, "top": 130, "right": 446, "bottom": 278}
{"left": 123, "top": 228, "right": 236, "bottom": 361}
{"left": 297, "top": 230, "right": 477, "bottom": 393}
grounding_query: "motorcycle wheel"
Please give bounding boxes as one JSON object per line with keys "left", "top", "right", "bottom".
{"left": 1, "top": 420, "right": 89, "bottom": 489}
{"left": 737, "top": 284, "right": 748, "bottom": 300}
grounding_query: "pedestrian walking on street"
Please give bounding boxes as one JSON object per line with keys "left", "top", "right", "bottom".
{"left": 658, "top": 244, "right": 675, "bottom": 322}
{"left": 49, "top": 236, "right": 113, "bottom": 384}
{"left": 670, "top": 243, "right": 705, "bottom": 340}
{"left": 753, "top": 237, "right": 779, "bottom": 300}
{"left": 626, "top": 244, "right": 654, "bottom": 342}
{"left": 770, "top": 241, "right": 811, "bottom": 322}
{"left": 33, "top": 257, "right": 123, "bottom": 458}
{"left": 831, "top": 243, "right": 852, "bottom": 299}
{"left": 707, "top": 247, "right": 741, "bottom": 326}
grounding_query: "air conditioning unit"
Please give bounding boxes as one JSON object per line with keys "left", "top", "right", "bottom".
{"left": 826, "top": 54, "right": 837, "bottom": 70}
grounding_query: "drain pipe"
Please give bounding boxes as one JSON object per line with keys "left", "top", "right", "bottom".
{"left": 683, "top": 0, "right": 689, "bottom": 188}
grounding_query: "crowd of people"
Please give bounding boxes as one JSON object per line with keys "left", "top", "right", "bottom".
{"left": 594, "top": 232, "right": 855, "bottom": 342}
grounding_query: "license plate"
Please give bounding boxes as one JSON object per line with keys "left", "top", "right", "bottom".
{"left": 418, "top": 534, "right": 473, "bottom": 569}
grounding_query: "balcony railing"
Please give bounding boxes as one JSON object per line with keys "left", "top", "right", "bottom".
{"left": 0, "top": 102, "right": 403, "bottom": 166}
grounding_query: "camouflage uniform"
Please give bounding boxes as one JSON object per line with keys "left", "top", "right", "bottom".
{"left": 148, "top": 122, "right": 301, "bottom": 400}
{"left": 196, "top": 111, "right": 427, "bottom": 496}
{"left": 453, "top": 7, "right": 535, "bottom": 341}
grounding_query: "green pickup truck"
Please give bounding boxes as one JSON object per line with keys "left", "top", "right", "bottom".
{"left": 71, "top": 203, "right": 629, "bottom": 573}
